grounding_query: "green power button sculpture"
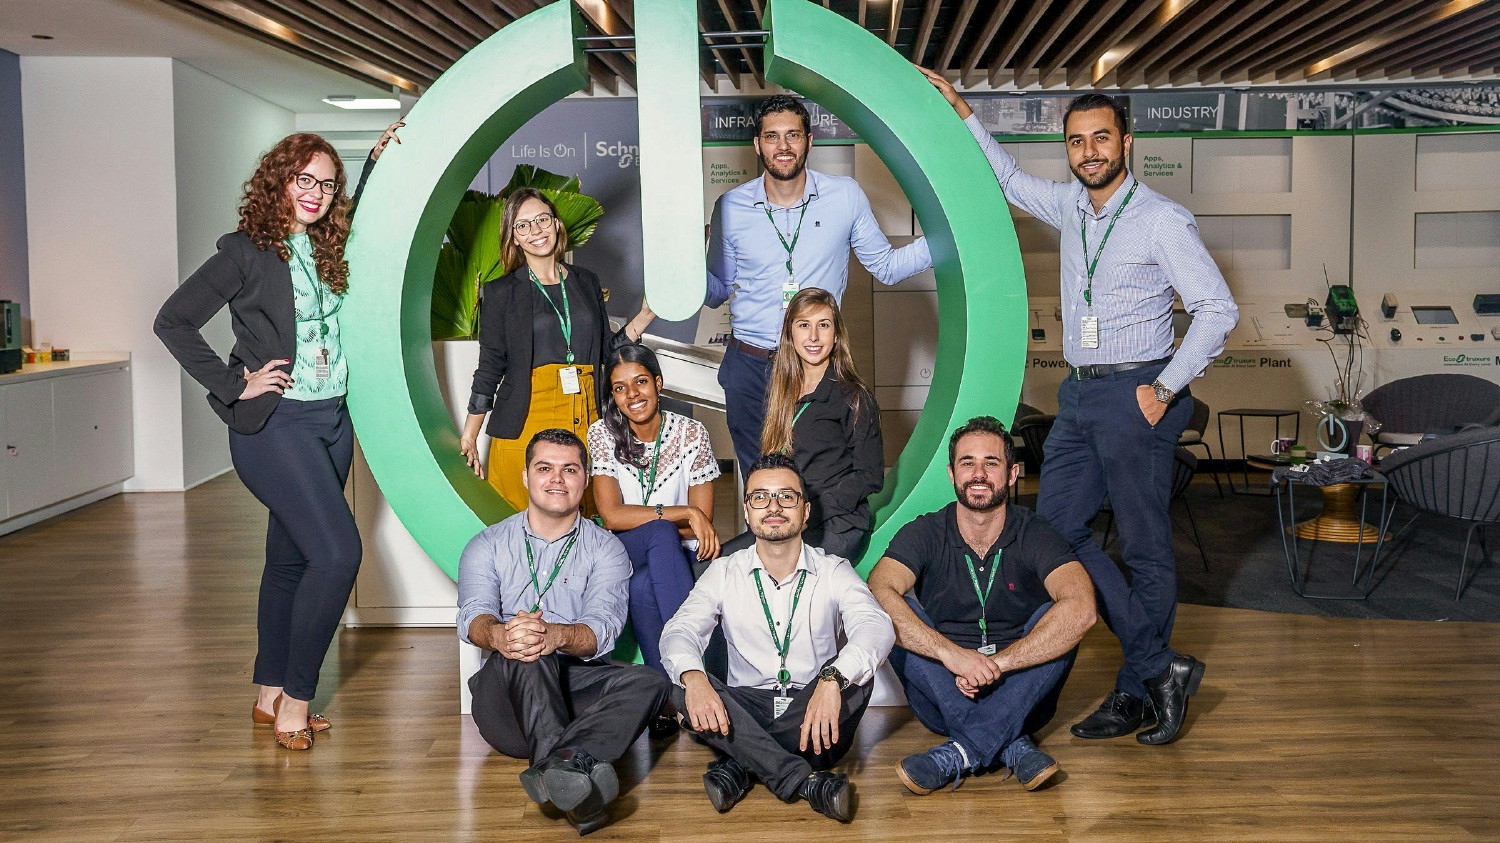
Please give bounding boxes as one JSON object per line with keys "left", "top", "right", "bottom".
{"left": 342, "top": 0, "right": 1027, "bottom": 583}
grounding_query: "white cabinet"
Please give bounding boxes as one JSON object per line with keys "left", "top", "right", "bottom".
{"left": 0, "top": 360, "right": 133, "bottom": 535}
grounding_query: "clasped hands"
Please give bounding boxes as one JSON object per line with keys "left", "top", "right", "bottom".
{"left": 490, "top": 609, "right": 560, "bottom": 662}
{"left": 944, "top": 646, "right": 1005, "bottom": 700}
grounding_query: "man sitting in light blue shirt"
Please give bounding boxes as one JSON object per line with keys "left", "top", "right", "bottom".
{"left": 706, "top": 95, "right": 933, "bottom": 476}
{"left": 920, "top": 70, "right": 1238, "bottom": 749}
{"left": 458, "top": 428, "right": 669, "bottom": 836}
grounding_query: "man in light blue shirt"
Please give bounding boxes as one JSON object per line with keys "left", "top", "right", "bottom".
{"left": 458, "top": 428, "right": 669, "bottom": 835}
{"left": 922, "top": 70, "right": 1237, "bottom": 748}
{"left": 707, "top": 95, "right": 932, "bottom": 475}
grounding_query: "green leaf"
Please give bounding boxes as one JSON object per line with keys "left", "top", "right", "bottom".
{"left": 500, "top": 164, "right": 577, "bottom": 196}
{"left": 541, "top": 188, "right": 604, "bottom": 249}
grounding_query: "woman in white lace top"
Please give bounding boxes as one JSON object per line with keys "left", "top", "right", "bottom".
{"left": 588, "top": 344, "right": 721, "bottom": 674}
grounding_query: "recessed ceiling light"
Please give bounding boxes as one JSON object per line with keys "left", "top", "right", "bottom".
{"left": 31, "top": 34, "right": 53, "bottom": 40}
{"left": 322, "top": 95, "right": 401, "bottom": 110}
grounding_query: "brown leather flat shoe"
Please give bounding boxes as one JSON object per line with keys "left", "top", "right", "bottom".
{"left": 275, "top": 727, "right": 314, "bottom": 750}
{"left": 252, "top": 700, "right": 331, "bottom": 732}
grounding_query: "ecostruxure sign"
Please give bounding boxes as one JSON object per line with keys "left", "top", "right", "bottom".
{"left": 342, "top": 0, "right": 1026, "bottom": 581}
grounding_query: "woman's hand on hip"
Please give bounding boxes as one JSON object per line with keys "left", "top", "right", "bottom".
{"left": 239, "top": 360, "right": 292, "bottom": 401}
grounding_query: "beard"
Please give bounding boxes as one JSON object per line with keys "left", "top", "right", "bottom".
{"left": 1071, "top": 153, "right": 1126, "bottom": 190}
{"left": 953, "top": 480, "right": 1004, "bottom": 513}
{"left": 760, "top": 147, "right": 807, "bottom": 183}
{"left": 751, "top": 515, "right": 800, "bottom": 542}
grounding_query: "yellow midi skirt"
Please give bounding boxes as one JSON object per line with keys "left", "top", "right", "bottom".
{"left": 486, "top": 364, "right": 598, "bottom": 513}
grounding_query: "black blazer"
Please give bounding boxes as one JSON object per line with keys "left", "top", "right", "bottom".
{"left": 155, "top": 157, "right": 375, "bottom": 436}
{"left": 469, "top": 263, "right": 626, "bottom": 440}
{"left": 790, "top": 368, "right": 885, "bottom": 533}
{"left": 154, "top": 230, "right": 301, "bottom": 435}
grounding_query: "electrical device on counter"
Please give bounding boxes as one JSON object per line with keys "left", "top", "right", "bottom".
{"left": 1, "top": 300, "right": 21, "bottom": 374}
{"left": 1325, "top": 285, "right": 1360, "bottom": 334}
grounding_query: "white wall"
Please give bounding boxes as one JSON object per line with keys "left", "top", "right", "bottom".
{"left": 22, "top": 57, "right": 182, "bottom": 491}
{"left": 22, "top": 57, "right": 293, "bottom": 492}
{"left": 172, "top": 61, "right": 293, "bottom": 488}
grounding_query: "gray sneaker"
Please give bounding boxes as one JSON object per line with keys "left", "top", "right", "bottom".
{"left": 1001, "top": 735, "right": 1059, "bottom": 791}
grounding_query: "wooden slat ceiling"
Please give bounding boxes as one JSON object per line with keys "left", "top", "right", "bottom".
{"left": 154, "top": 0, "right": 1500, "bottom": 96}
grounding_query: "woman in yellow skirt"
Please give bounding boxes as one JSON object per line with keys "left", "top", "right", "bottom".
{"left": 460, "top": 187, "right": 654, "bottom": 509}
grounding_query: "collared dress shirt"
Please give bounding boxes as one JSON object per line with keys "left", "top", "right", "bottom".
{"left": 659, "top": 542, "right": 895, "bottom": 690}
{"left": 706, "top": 168, "right": 933, "bottom": 350}
{"left": 456, "top": 510, "right": 632, "bottom": 660}
{"left": 962, "top": 114, "right": 1239, "bottom": 395}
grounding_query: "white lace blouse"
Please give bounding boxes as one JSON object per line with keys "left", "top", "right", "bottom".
{"left": 587, "top": 411, "right": 721, "bottom": 508}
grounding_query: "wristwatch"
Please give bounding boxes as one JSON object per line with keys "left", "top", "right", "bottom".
{"left": 1150, "top": 379, "right": 1175, "bottom": 405}
{"left": 818, "top": 664, "right": 848, "bottom": 689}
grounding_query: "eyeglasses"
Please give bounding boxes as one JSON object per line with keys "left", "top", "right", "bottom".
{"left": 758, "top": 130, "right": 806, "bottom": 145}
{"left": 293, "top": 172, "right": 339, "bottom": 196}
{"left": 745, "top": 489, "right": 803, "bottom": 509}
{"left": 514, "top": 213, "right": 555, "bottom": 236}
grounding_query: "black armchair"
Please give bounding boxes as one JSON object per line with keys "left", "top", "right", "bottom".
{"left": 1379, "top": 425, "right": 1500, "bottom": 599}
{"left": 1178, "top": 396, "right": 1223, "bottom": 497}
{"left": 1363, "top": 374, "right": 1500, "bottom": 456}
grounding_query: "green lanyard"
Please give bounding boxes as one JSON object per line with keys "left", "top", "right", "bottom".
{"left": 522, "top": 530, "right": 577, "bottom": 612}
{"left": 530, "top": 267, "right": 574, "bottom": 365}
{"left": 288, "top": 242, "right": 331, "bottom": 340}
{"left": 752, "top": 567, "right": 809, "bottom": 692}
{"left": 964, "top": 550, "right": 1002, "bottom": 648}
{"left": 635, "top": 415, "right": 665, "bottom": 502}
{"left": 793, "top": 402, "right": 811, "bottom": 426}
{"left": 1078, "top": 180, "right": 1137, "bottom": 307}
{"left": 763, "top": 201, "right": 810, "bottom": 282}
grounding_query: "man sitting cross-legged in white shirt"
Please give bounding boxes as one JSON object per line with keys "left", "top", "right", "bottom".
{"left": 659, "top": 452, "right": 895, "bottom": 823}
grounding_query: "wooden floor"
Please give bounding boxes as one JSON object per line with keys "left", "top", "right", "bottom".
{"left": 2, "top": 475, "right": 1498, "bottom": 841}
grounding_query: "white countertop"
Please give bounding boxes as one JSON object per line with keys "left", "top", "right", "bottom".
{"left": 0, "top": 355, "right": 132, "bottom": 385}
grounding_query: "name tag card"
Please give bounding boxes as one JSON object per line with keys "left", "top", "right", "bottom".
{"left": 559, "top": 366, "right": 581, "bottom": 395}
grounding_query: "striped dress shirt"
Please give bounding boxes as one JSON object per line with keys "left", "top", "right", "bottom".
{"left": 963, "top": 114, "right": 1239, "bottom": 394}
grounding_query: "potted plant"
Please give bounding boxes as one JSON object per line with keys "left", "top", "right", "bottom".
{"left": 430, "top": 165, "right": 605, "bottom": 340}
{"left": 1304, "top": 320, "right": 1381, "bottom": 454}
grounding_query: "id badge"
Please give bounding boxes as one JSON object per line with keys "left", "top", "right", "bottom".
{"left": 781, "top": 276, "right": 798, "bottom": 310}
{"left": 315, "top": 348, "right": 331, "bottom": 380}
{"left": 773, "top": 695, "right": 793, "bottom": 719}
{"left": 978, "top": 643, "right": 997, "bottom": 656}
{"left": 558, "top": 365, "right": 581, "bottom": 395}
{"left": 1080, "top": 315, "right": 1100, "bottom": 349}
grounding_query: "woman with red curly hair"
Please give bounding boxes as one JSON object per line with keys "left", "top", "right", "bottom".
{"left": 155, "top": 132, "right": 365, "bottom": 751}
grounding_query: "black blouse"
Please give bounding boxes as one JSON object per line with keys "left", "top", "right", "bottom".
{"left": 531, "top": 274, "right": 601, "bottom": 366}
{"left": 789, "top": 367, "right": 885, "bottom": 532}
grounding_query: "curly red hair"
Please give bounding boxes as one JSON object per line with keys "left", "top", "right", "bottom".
{"left": 238, "top": 133, "right": 352, "bottom": 294}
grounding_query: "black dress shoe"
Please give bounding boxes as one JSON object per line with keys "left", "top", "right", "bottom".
{"left": 799, "top": 771, "right": 855, "bottom": 823}
{"left": 648, "top": 714, "right": 681, "bottom": 741}
{"left": 540, "top": 747, "right": 619, "bottom": 813}
{"left": 703, "top": 756, "right": 753, "bottom": 813}
{"left": 565, "top": 804, "right": 611, "bottom": 836}
{"left": 1071, "top": 690, "right": 1153, "bottom": 739}
{"left": 519, "top": 755, "right": 556, "bottom": 805}
{"left": 1137, "top": 655, "right": 1205, "bottom": 746}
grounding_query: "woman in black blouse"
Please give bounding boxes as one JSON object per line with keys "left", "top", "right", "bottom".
{"left": 459, "top": 188, "right": 654, "bottom": 511}
{"left": 756, "top": 287, "right": 884, "bottom": 559}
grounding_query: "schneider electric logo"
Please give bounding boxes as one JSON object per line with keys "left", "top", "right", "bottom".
{"left": 1442, "top": 353, "right": 1496, "bottom": 366}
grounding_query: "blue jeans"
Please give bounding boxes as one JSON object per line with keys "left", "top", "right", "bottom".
{"left": 890, "top": 599, "right": 1075, "bottom": 769}
{"left": 617, "top": 519, "right": 696, "bottom": 674}
{"left": 1038, "top": 363, "right": 1191, "bottom": 697}
{"left": 717, "top": 342, "right": 774, "bottom": 478}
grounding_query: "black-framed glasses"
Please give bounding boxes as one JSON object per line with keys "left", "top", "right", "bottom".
{"left": 514, "top": 213, "right": 555, "bottom": 236}
{"left": 293, "top": 172, "right": 339, "bottom": 196}
{"left": 745, "top": 489, "right": 803, "bottom": 509}
{"left": 758, "top": 130, "right": 806, "bottom": 145}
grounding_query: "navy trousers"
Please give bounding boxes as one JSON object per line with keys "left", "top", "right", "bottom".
{"left": 717, "top": 342, "right": 774, "bottom": 478}
{"left": 890, "top": 600, "right": 1074, "bottom": 769}
{"left": 1037, "top": 363, "right": 1191, "bottom": 697}
{"left": 228, "top": 396, "right": 362, "bottom": 702}
{"left": 617, "top": 519, "right": 696, "bottom": 674}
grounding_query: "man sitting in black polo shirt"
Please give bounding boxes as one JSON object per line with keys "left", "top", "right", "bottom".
{"left": 868, "top": 416, "right": 1097, "bottom": 794}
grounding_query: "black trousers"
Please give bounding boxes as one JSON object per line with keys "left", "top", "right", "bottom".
{"left": 228, "top": 396, "right": 361, "bottom": 701}
{"left": 673, "top": 673, "right": 872, "bottom": 801}
{"left": 469, "top": 652, "right": 670, "bottom": 764}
